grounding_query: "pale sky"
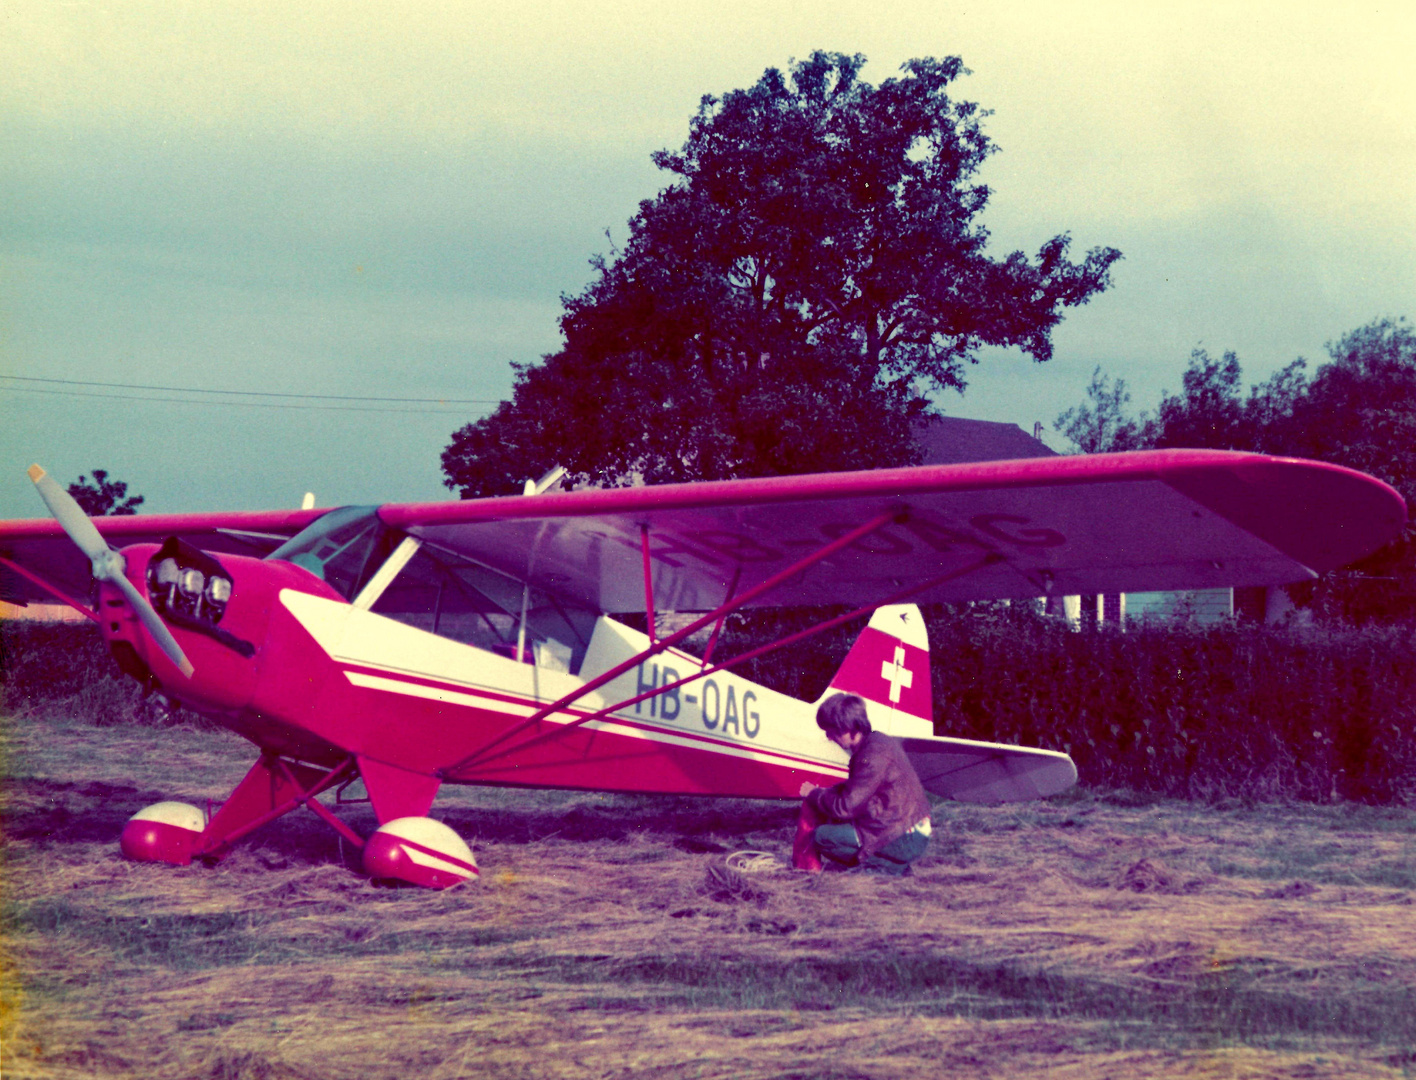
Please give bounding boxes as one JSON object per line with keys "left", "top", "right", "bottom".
{"left": 2, "top": 1, "right": 1413, "bottom": 517}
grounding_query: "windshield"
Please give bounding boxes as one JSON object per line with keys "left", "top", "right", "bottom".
{"left": 267, "top": 507, "right": 392, "bottom": 601}
{"left": 269, "top": 509, "right": 597, "bottom": 671}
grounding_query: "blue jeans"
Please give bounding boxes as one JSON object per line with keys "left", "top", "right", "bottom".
{"left": 813, "top": 823, "right": 928, "bottom": 875}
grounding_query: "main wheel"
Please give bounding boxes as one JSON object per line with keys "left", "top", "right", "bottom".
{"left": 363, "top": 817, "right": 478, "bottom": 888}
{"left": 120, "top": 801, "right": 206, "bottom": 865}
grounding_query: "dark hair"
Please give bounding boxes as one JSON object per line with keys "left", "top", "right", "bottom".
{"left": 816, "top": 693, "right": 872, "bottom": 737}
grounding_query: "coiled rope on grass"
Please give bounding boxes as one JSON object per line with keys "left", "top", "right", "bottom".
{"left": 725, "top": 849, "right": 787, "bottom": 873}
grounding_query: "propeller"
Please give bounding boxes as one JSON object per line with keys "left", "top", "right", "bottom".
{"left": 28, "top": 464, "right": 194, "bottom": 678}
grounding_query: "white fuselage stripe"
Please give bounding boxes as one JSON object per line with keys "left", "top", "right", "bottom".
{"left": 342, "top": 669, "right": 848, "bottom": 775}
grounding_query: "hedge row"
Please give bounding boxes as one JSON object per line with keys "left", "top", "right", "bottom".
{"left": 5, "top": 610, "right": 1415, "bottom": 803}
{"left": 921, "top": 606, "right": 1416, "bottom": 805}
{"left": 0, "top": 621, "right": 169, "bottom": 726}
{"left": 674, "top": 606, "right": 1416, "bottom": 805}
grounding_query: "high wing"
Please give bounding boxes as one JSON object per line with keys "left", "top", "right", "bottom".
{"left": 0, "top": 508, "right": 324, "bottom": 610}
{"left": 2, "top": 450, "right": 1405, "bottom": 616}
{"left": 381, "top": 450, "right": 1407, "bottom": 613}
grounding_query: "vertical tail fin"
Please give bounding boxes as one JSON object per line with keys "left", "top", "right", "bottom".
{"left": 819, "top": 604, "right": 933, "bottom": 737}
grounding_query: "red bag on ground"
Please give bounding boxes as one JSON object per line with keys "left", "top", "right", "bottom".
{"left": 792, "top": 798, "right": 826, "bottom": 872}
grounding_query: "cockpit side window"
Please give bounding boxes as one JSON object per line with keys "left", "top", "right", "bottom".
{"left": 267, "top": 507, "right": 389, "bottom": 601}
{"left": 369, "top": 541, "right": 597, "bottom": 674}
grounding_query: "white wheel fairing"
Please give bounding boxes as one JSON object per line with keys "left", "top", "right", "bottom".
{"left": 363, "top": 816, "right": 478, "bottom": 888}
{"left": 120, "top": 801, "right": 207, "bottom": 865}
{"left": 128, "top": 801, "right": 206, "bottom": 831}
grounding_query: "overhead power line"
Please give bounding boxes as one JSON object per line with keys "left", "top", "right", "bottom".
{"left": 2, "top": 385, "right": 481, "bottom": 415}
{"left": 0, "top": 373, "right": 502, "bottom": 405}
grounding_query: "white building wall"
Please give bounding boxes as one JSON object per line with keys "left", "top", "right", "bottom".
{"left": 1123, "top": 588, "right": 1234, "bottom": 624}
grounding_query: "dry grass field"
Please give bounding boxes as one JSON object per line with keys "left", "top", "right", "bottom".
{"left": 4, "top": 713, "right": 1416, "bottom": 1079}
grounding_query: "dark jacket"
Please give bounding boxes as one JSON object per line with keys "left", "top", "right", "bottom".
{"left": 807, "top": 731, "right": 932, "bottom": 856}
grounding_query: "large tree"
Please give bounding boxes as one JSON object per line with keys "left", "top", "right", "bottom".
{"left": 445, "top": 51, "right": 1121, "bottom": 496}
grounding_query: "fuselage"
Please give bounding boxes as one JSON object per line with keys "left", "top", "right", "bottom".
{"left": 102, "top": 541, "right": 857, "bottom": 798}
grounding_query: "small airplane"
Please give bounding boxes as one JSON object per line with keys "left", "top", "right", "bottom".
{"left": 0, "top": 450, "right": 1405, "bottom": 887}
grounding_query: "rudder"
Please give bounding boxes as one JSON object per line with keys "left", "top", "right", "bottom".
{"left": 819, "top": 604, "right": 932, "bottom": 737}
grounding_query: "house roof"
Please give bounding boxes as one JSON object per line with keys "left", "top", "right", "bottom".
{"left": 913, "top": 417, "right": 1058, "bottom": 465}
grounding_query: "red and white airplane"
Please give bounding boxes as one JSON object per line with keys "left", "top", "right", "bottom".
{"left": 1, "top": 451, "right": 1405, "bottom": 887}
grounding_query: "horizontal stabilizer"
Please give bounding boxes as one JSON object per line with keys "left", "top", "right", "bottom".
{"left": 901, "top": 736, "right": 1077, "bottom": 804}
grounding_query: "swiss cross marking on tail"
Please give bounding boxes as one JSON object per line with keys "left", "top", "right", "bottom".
{"left": 880, "top": 645, "right": 913, "bottom": 703}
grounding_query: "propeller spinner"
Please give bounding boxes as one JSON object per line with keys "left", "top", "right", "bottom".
{"left": 28, "top": 464, "right": 194, "bottom": 678}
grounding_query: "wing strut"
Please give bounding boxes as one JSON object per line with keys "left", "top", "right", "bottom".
{"left": 0, "top": 553, "right": 101, "bottom": 623}
{"left": 456, "top": 551, "right": 1003, "bottom": 774}
{"left": 448, "top": 553, "right": 1005, "bottom": 777}
{"left": 641, "top": 524, "right": 657, "bottom": 648}
{"left": 440, "top": 508, "right": 905, "bottom": 775}
{"left": 699, "top": 563, "right": 742, "bottom": 671}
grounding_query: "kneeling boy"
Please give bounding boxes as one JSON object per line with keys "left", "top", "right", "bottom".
{"left": 798, "top": 693, "right": 933, "bottom": 875}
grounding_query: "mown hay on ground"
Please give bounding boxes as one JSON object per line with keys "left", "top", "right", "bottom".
{"left": 4, "top": 713, "right": 1416, "bottom": 1079}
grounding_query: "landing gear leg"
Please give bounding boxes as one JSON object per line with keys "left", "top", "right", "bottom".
{"left": 191, "top": 753, "right": 361, "bottom": 862}
{"left": 122, "top": 753, "right": 359, "bottom": 866}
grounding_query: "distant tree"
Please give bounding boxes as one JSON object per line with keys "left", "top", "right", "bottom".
{"left": 1262, "top": 320, "right": 1416, "bottom": 622}
{"left": 67, "top": 469, "right": 144, "bottom": 516}
{"left": 1054, "top": 366, "right": 1152, "bottom": 453}
{"left": 1147, "top": 348, "right": 1250, "bottom": 450}
{"left": 1262, "top": 320, "right": 1416, "bottom": 498}
{"left": 1054, "top": 318, "right": 1416, "bottom": 621}
{"left": 444, "top": 51, "right": 1121, "bottom": 496}
{"left": 1134, "top": 322, "right": 1416, "bottom": 500}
